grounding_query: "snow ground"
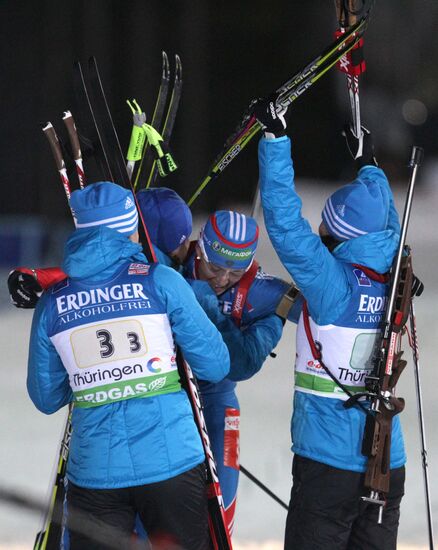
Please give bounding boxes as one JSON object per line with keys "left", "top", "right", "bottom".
{"left": 1, "top": 181, "right": 437, "bottom": 548}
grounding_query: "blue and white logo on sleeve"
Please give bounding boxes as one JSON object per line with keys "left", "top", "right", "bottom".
{"left": 353, "top": 268, "right": 371, "bottom": 287}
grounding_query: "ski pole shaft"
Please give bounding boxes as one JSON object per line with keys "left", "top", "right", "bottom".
{"left": 42, "top": 122, "right": 76, "bottom": 224}
{"left": 188, "top": 13, "right": 372, "bottom": 207}
{"left": 240, "top": 465, "right": 288, "bottom": 511}
{"left": 38, "top": 120, "right": 80, "bottom": 549}
{"left": 409, "top": 301, "right": 435, "bottom": 550}
{"left": 42, "top": 122, "right": 71, "bottom": 199}
{"left": 250, "top": 184, "right": 261, "bottom": 220}
{"left": 334, "top": 1, "right": 365, "bottom": 140}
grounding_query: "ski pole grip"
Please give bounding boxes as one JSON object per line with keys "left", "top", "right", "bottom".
{"left": 409, "top": 146, "right": 424, "bottom": 168}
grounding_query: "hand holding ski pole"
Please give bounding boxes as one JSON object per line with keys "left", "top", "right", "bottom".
{"left": 335, "top": 0, "right": 368, "bottom": 157}
{"left": 7, "top": 269, "right": 42, "bottom": 308}
{"left": 7, "top": 267, "right": 67, "bottom": 309}
{"left": 252, "top": 94, "right": 288, "bottom": 138}
{"left": 342, "top": 123, "right": 377, "bottom": 168}
{"left": 187, "top": 8, "right": 374, "bottom": 207}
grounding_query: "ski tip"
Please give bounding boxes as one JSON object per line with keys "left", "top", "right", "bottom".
{"left": 175, "top": 54, "right": 182, "bottom": 80}
{"left": 162, "top": 51, "right": 170, "bottom": 78}
{"left": 73, "top": 60, "right": 85, "bottom": 82}
{"left": 88, "top": 56, "right": 98, "bottom": 70}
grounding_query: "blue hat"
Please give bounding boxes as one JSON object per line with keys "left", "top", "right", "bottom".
{"left": 321, "top": 178, "right": 389, "bottom": 241}
{"left": 136, "top": 188, "right": 192, "bottom": 253}
{"left": 200, "top": 210, "right": 259, "bottom": 269}
{"left": 70, "top": 182, "right": 138, "bottom": 235}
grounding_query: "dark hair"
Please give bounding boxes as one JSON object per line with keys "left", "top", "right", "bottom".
{"left": 320, "top": 234, "right": 341, "bottom": 252}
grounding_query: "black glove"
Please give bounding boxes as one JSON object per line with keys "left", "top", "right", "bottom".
{"left": 252, "top": 95, "right": 287, "bottom": 138}
{"left": 342, "top": 124, "right": 378, "bottom": 168}
{"left": 7, "top": 269, "right": 42, "bottom": 309}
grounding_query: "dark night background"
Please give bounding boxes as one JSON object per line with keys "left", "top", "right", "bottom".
{"left": 1, "top": 0, "right": 438, "bottom": 263}
{"left": 1, "top": 4, "right": 438, "bottom": 545}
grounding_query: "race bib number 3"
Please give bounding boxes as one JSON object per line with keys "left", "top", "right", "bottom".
{"left": 70, "top": 319, "right": 147, "bottom": 369}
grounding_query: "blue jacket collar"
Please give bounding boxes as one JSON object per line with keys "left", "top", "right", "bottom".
{"left": 333, "top": 229, "right": 399, "bottom": 273}
{"left": 62, "top": 226, "right": 145, "bottom": 280}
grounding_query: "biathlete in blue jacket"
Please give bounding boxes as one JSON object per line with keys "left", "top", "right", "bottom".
{"left": 253, "top": 97, "right": 406, "bottom": 549}
{"left": 26, "top": 182, "right": 230, "bottom": 550}
{"left": 11, "top": 187, "right": 300, "bottom": 538}
{"left": 136, "top": 189, "right": 301, "bottom": 535}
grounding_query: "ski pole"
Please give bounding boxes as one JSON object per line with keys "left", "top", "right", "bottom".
{"left": 42, "top": 122, "right": 72, "bottom": 202}
{"left": 39, "top": 114, "right": 85, "bottom": 550}
{"left": 126, "top": 98, "right": 147, "bottom": 180}
{"left": 133, "top": 50, "right": 171, "bottom": 191}
{"left": 187, "top": 10, "right": 373, "bottom": 207}
{"left": 144, "top": 53, "right": 182, "bottom": 189}
{"left": 240, "top": 465, "right": 288, "bottom": 511}
{"left": 62, "top": 111, "right": 86, "bottom": 188}
{"left": 409, "top": 301, "right": 435, "bottom": 550}
{"left": 334, "top": 0, "right": 368, "bottom": 154}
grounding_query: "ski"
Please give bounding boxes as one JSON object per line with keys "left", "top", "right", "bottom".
{"left": 79, "top": 56, "right": 232, "bottom": 548}
{"left": 144, "top": 53, "right": 183, "bottom": 189}
{"left": 133, "top": 51, "right": 171, "bottom": 190}
{"left": 82, "top": 56, "right": 155, "bottom": 263}
{"left": 73, "top": 61, "right": 113, "bottom": 182}
{"left": 86, "top": 57, "right": 132, "bottom": 187}
{"left": 187, "top": 7, "right": 373, "bottom": 206}
{"left": 34, "top": 407, "right": 72, "bottom": 550}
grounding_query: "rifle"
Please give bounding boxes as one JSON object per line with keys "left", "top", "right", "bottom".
{"left": 345, "top": 146, "right": 424, "bottom": 524}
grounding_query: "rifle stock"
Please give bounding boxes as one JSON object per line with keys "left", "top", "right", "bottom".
{"left": 362, "top": 254, "right": 412, "bottom": 496}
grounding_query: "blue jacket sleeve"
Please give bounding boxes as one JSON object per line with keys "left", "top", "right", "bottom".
{"left": 153, "top": 265, "right": 230, "bottom": 383}
{"left": 27, "top": 293, "right": 73, "bottom": 414}
{"left": 224, "top": 314, "right": 283, "bottom": 381}
{"left": 258, "top": 136, "right": 350, "bottom": 324}
{"left": 189, "top": 281, "right": 283, "bottom": 381}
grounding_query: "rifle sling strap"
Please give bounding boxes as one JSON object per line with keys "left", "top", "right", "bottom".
{"left": 276, "top": 284, "right": 301, "bottom": 320}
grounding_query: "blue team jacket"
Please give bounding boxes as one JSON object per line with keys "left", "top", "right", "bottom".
{"left": 183, "top": 255, "right": 287, "bottom": 388}
{"left": 27, "top": 227, "right": 230, "bottom": 489}
{"left": 258, "top": 135, "right": 406, "bottom": 472}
